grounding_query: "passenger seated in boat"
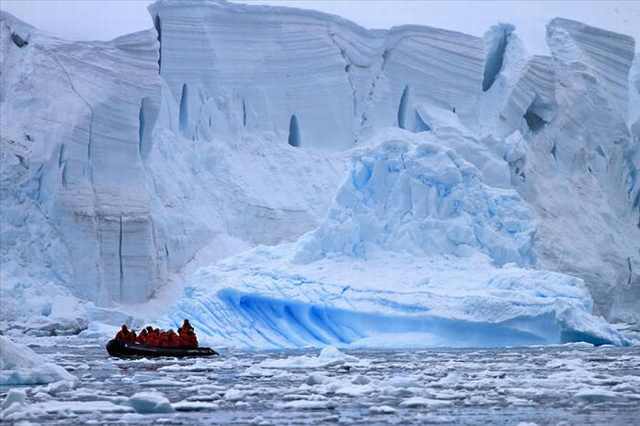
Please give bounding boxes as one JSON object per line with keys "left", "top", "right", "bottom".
{"left": 178, "top": 319, "right": 198, "bottom": 348}
{"left": 115, "top": 325, "right": 136, "bottom": 344}
{"left": 137, "top": 327, "right": 148, "bottom": 344}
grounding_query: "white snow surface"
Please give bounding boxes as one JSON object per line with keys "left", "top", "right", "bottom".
{"left": 0, "top": 336, "right": 75, "bottom": 385}
{"left": 1, "top": 0, "right": 639, "bottom": 347}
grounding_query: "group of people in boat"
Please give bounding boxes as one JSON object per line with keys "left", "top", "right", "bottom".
{"left": 114, "top": 319, "right": 198, "bottom": 349}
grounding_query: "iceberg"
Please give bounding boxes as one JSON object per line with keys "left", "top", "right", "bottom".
{"left": 1, "top": 0, "right": 638, "bottom": 345}
{"left": 164, "top": 133, "right": 627, "bottom": 349}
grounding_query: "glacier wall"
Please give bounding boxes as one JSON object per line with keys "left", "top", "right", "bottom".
{"left": 1, "top": 7, "right": 344, "bottom": 315}
{"left": 148, "top": 0, "right": 485, "bottom": 150}
{"left": 1, "top": 12, "right": 164, "bottom": 306}
{"left": 514, "top": 18, "right": 640, "bottom": 322}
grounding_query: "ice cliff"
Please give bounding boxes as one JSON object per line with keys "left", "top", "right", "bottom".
{"left": 1, "top": 0, "right": 638, "bottom": 345}
{"left": 1, "top": 11, "right": 162, "bottom": 306}
{"left": 147, "top": 0, "right": 485, "bottom": 148}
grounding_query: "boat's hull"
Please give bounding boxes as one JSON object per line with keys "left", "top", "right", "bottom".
{"left": 106, "top": 339, "right": 218, "bottom": 358}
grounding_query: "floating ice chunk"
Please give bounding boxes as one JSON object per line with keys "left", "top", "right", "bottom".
{"left": 399, "top": 397, "right": 452, "bottom": 408}
{"left": 143, "top": 379, "right": 185, "bottom": 387}
{"left": 318, "top": 346, "right": 357, "bottom": 362}
{"left": 258, "top": 347, "right": 359, "bottom": 370}
{"left": 40, "top": 380, "right": 75, "bottom": 395}
{"left": 351, "top": 375, "right": 370, "bottom": 385}
{"left": 306, "top": 373, "right": 329, "bottom": 385}
{"left": 574, "top": 387, "right": 620, "bottom": 402}
{"left": 0, "top": 388, "right": 27, "bottom": 419}
{"left": 335, "top": 383, "right": 375, "bottom": 397}
{"left": 158, "top": 360, "right": 212, "bottom": 372}
{"left": 274, "top": 400, "right": 333, "bottom": 410}
{"left": 0, "top": 336, "right": 75, "bottom": 385}
{"left": 369, "top": 405, "right": 397, "bottom": 414}
{"left": 224, "top": 389, "right": 249, "bottom": 402}
{"left": 9, "top": 400, "right": 133, "bottom": 417}
{"left": 1, "top": 389, "right": 26, "bottom": 410}
{"left": 128, "top": 391, "right": 174, "bottom": 414}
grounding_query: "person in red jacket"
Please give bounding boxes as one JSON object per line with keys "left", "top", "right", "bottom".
{"left": 160, "top": 330, "right": 171, "bottom": 347}
{"left": 116, "top": 325, "right": 135, "bottom": 343}
{"left": 166, "top": 330, "right": 179, "bottom": 348}
{"left": 178, "top": 319, "right": 198, "bottom": 348}
{"left": 148, "top": 328, "right": 159, "bottom": 346}
{"left": 137, "top": 328, "right": 148, "bottom": 345}
{"left": 115, "top": 325, "right": 130, "bottom": 343}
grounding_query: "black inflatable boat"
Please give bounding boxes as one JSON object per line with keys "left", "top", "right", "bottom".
{"left": 106, "top": 339, "right": 218, "bottom": 358}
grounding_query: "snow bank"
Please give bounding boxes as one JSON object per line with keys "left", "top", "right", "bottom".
{"left": 165, "top": 132, "right": 627, "bottom": 349}
{"left": 0, "top": 336, "right": 75, "bottom": 385}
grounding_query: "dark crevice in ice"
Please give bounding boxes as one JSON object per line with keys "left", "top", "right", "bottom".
{"left": 179, "top": 83, "right": 189, "bottom": 135}
{"left": 153, "top": 15, "right": 162, "bottom": 73}
{"left": 483, "top": 26, "right": 512, "bottom": 92}
{"left": 242, "top": 99, "right": 247, "bottom": 128}
{"left": 398, "top": 85, "right": 430, "bottom": 133}
{"left": 60, "top": 163, "right": 68, "bottom": 188}
{"left": 288, "top": 114, "right": 301, "bottom": 147}
{"left": 58, "top": 144, "right": 65, "bottom": 168}
{"left": 524, "top": 102, "right": 547, "bottom": 133}
{"left": 138, "top": 100, "right": 145, "bottom": 157}
{"left": 11, "top": 32, "right": 28, "bottom": 48}
{"left": 398, "top": 85, "right": 410, "bottom": 130}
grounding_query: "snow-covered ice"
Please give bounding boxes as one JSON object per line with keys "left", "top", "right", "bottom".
{"left": 0, "top": 336, "right": 75, "bottom": 385}
{"left": 128, "top": 391, "right": 174, "bottom": 414}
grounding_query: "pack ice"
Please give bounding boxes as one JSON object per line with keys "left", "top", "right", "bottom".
{"left": 0, "top": 0, "right": 638, "bottom": 348}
